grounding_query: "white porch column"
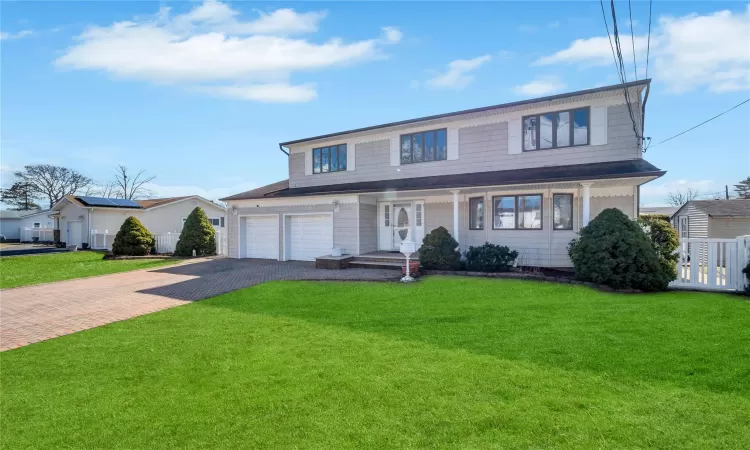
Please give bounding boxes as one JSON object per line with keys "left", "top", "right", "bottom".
{"left": 450, "top": 190, "right": 460, "bottom": 246}
{"left": 581, "top": 183, "right": 591, "bottom": 226}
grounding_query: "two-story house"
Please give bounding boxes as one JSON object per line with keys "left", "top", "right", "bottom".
{"left": 221, "top": 80, "right": 665, "bottom": 267}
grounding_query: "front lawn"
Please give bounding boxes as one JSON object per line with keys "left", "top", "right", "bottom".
{"left": 2, "top": 277, "right": 749, "bottom": 448}
{"left": 0, "top": 251, "right": 175, "bottom": 289}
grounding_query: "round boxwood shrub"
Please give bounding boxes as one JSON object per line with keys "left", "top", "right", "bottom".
{"left": 638, "top": 214, "right": 680, "bottom": 282}
{"left": 174, "top": 207, "right": 216, "bottom": 257}
{"left": 419, "top": 226, "right": 461, "bottom": 270}
{"left": 112, "top": 216, "right": 154, "bottom": 256}
{"left": 568, "top": 208, "right": 670, "bottom": 291}
{"left": 465, "top": 242, "right": 519, "bottom": 272}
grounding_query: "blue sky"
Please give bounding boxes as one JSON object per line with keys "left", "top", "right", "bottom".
{"left": 1, "top": 1, "right": 748, "bottom": 206}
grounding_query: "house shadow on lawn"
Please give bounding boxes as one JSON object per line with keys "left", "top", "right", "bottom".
{"left": 198, "top": 277, "right": 750, "bottom": 396}
{"left": 138, "top": 258, "right": 397, "bottom": 302}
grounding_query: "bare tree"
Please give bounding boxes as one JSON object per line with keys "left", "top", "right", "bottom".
{"left": 83, "top": 182, "right": 119, "bottom": 198}
{"left": 112, "top": 165, "right": 156, "bottom": 200}
{"left": 14, "top": 164, "right": 93, "bottom": 209}
{"left": 665, "top": 188, "right": 700, "bottom": 207}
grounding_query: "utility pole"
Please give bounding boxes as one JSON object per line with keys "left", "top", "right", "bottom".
{"left": 726, "top": 185, "right": 730, "bottom": 200}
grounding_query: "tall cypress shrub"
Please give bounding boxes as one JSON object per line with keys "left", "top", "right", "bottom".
{"left": 174, "top": 207, "right": 216, "bottom": 257}
{"left": 112, "top": 216, "right": 154, "bottom": 256}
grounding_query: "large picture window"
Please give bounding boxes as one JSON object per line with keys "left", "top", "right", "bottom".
{"left": 313, "top": 144, "right": 347, "bottom": 174}
{"left": 469, "top": 197, "right": 484, "bottom": 230}
{"left": 400, "top": 129, "right": 447, "bottom": 164}
{"left": 492, "top": 194, "right": 543, "bottom": 230}
{"left": 553, "top": 194, "right": 573, "bottom": 230}
{"left": 523, "top": 107, "right": 589, "bottom": 151}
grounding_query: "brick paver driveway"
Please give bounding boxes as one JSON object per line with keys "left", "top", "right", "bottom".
{"left": 1, "top": 258, "right": 398, "bottom": 351}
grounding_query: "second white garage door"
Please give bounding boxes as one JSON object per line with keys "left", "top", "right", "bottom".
{"left": 289, "top": 214, "right": 333, "bottom": 261}
{"left": 246, "top": 216, "right": 279, "bottom": 259}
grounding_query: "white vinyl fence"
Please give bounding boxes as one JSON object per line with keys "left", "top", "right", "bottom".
{"left": 670, "top": 236, "right": 750, "bottom": 292}
{"left": 90, "top": 230, "right": 226, "bottom": 256}
{"left": 21, "top": 227, "right": 55, "bottom": 243}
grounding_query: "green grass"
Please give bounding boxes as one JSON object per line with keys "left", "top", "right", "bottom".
{"left": 2, "top": 277, "right": 749, "bottom": 448}
{"left": 0, "top": 251, "right": 175, "bottom": 288}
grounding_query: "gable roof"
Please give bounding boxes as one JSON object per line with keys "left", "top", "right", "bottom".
{"left": 279, "top": 79, "right": 650, "bottom": 147}
{"left": 136, "top": 196, "right": 191, "bottom": 208}
{"left": 674, "top": 199, "right": 750, "bottom": 218}
{"left": 640, "top": 206, "right": 679, "bottom": 216}
{"left": 221, "top": 159, "right": 664, "bottom": 201}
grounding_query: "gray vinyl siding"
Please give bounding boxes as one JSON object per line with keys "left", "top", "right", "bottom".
{"left": 589, "top": 195, "right": 635, "bottom": 220}
{"left": 673, "top": 205, "right": 708, "bottom": 239}
{"left": 226, "top": 203, "right": 358, "bottom": 258}
{"left": 708, "top": 218, "right": 750, "bottom": 238}
{"left": 359, "top": 203, "right": 378, "bottom": 254}
{"left": 290, "top": 104, "right": 640, "bottom": 188}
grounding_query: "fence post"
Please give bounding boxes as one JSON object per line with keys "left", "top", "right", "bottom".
{"left": 736, "top": 236, "right": 750, "bottom": 292}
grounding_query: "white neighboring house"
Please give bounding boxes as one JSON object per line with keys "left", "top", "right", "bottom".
{"left": 671, "top": 199, "right": 750, "bottom": 240}
{"left": 0, "top": 209, "right": 55, "bottom": 241}
{"left": 46, "top": 195, "right": 226, "bottom": 249}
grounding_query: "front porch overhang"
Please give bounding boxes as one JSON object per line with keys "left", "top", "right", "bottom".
{"left": 261, "top": 159, "right": 664, "bottom": 199}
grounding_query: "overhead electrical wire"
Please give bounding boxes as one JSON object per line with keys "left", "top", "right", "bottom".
{"left": 647, "top": 98, "right": 750, "bottom": 148}
{"left": 645, "top": 0, "right": 652, "bottom": 79}
{"left": 628, "top": 0, "right": 638, "bottom": 80}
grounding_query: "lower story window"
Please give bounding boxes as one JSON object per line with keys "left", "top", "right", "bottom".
{"left": 553, "top": 194, "right": 573, "bottom": 230}
{"left": 493, "top": 194, "right": 542, "bottom": 229}
{"left": 469, "top": 197, "right": 484, "bottom": 230}
{"left": 208, "top": 218, "right": 221, "bottom": 227}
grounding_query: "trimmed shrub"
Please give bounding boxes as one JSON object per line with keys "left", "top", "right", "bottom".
{"left": 640, "top": 213, "right": 672, "bottom": 222}
{"left": 465, "top": 243, "right": 519, "bottom": 272}
{"left": 568, "top": 208, "right": 670, "bottom": 291}
{"left": 419, "top": 226, "right": 461, "bottom": 270}
{"left": 638, "top": 214, "right": 680, "bottom": 282}
{"left": 174, "top": 207, "right": 216, "bottom": 257}
{"left": 112, "top": 216, "right": 154, "bottom": 256}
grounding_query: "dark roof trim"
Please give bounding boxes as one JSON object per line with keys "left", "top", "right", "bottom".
{"left": 279, "top": 79, "right": 651, "bottom": 147}
{"left": 226, "top": 159, "right": 664, "bottom": 201}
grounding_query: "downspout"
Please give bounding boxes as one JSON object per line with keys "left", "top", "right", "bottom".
{"left": 278, "top": 144, "right": 289, "bottom": 156}
{"left": 640, "top": 84, "right": 650, "bottom": 152}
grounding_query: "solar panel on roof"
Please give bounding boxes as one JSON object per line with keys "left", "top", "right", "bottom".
{"left": 77, "top": 196, "right": 117, "bottom": 207}
{"left": 110, "top": 198, "right": 142, "bottom": 208}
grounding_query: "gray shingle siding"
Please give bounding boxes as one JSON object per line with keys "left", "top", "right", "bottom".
{"left": 290, "top": 104, "right": 640, "bottom": 189}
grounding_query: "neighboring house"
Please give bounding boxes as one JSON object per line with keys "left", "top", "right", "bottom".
{"left": 640, "top": 206, "right": 678, "bottom": 217}
{"left": 45, "top": 195, "right": 226, "bottom": 248}
{"left": 671, "top": 199, "right": 750, "bottom": 240}
{"left": 221, "top": 80, "right": 665, "bottom": 267}
{"left": 0, "top": 209, "right": 53, "bottom": 241}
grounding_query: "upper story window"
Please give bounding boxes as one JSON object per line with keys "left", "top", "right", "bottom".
{"left": 400, "top": 129, "right": 447, "bottom": 164}
{"left": 313, "top": 144, "right": 347, "bottom": 174}
{"left": 523, "top": 107, "right": 589, "bottom": 151}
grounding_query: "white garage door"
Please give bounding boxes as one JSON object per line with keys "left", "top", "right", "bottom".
{"left": 289, "top": 214, "right": 333, "bottom": 261}
{"left": 245, "top": 216, "right": 279, "bottom": 259}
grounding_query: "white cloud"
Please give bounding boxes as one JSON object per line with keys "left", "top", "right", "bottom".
{"left": 425, "top": 55, "right": 492, "bottom": 90}
{"left": 197, "top": 83, "right": 317, "bottom": 103}
{"left": 533, "top": 7, "right": 750, "bottom": 93}
{"left": 55, "top": 1, "right": 401, "bottom": 102}
{"left": 640, "top": 179, "right": 716, "bottom": 198}
{"left": 381, "top": 26, "right": 403, "bottom": 43}
{"left": 0, "top": 30, "right": 33, "bottom": 40}
{"left": 513, "top": 76, "right": 567, "bottom": 96}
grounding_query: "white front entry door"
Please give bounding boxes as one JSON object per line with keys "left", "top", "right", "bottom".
{"left": 245, "top": 216, "right": 279, "bottom": 259}
{"left": 391, "top": 203, "right": 412, "bottom": 250}
{"left": 289, "top": 214, "right": 333, "bottom": 261}
{"left": 67, "top": 221, "right": 82, "bottom": 247}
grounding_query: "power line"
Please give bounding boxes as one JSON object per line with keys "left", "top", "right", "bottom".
{"left": 645, "top": 0, "right": 652, "bottom": 78}
{"left": 628, "top": 0, "right": 637, "bottom": 80}
{"left": 599, "top": 0, "right": 620, "bottom": 76}
{"left": 649, "top": 98, "right": 750, "bottom": 148}
{"left": 609, "top": 0, "right": 643, "bottom": 144}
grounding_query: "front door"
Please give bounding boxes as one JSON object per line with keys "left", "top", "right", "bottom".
{"left": 67, "top": 221, "right": 82, "bottom": 247}
{"left": 391, "top": 203, "right": 412, "bottom": 250}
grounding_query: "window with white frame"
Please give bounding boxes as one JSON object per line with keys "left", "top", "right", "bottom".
{"left": 469, "top": 197, "right": 484, "bottom": 230}
{"left": 679, "top": 216, "right": 689, "bottom": 238}
{"left": 313, "top": 144, "right": 347, "bottom": 174}
{"left": 400, "top": 129, "right": 447, "bottom": 164}
{"left": 384, "top": 205, "right": 390, "bottom": 226}
{"left": 183, "top": 217, "right": 222, "bottom": 227}
{"left": 416, "top": 204, "right": 422, "bottom": 227}
{"left": 33, "top": 222, "right": 41, "bottom": 228}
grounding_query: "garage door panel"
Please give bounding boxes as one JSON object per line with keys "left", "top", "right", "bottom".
{"left": 246, "top": 216, "right": 279, "bottom": 259}
{"left": 289, "top": 215, "right": 332, "bottom": 261}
